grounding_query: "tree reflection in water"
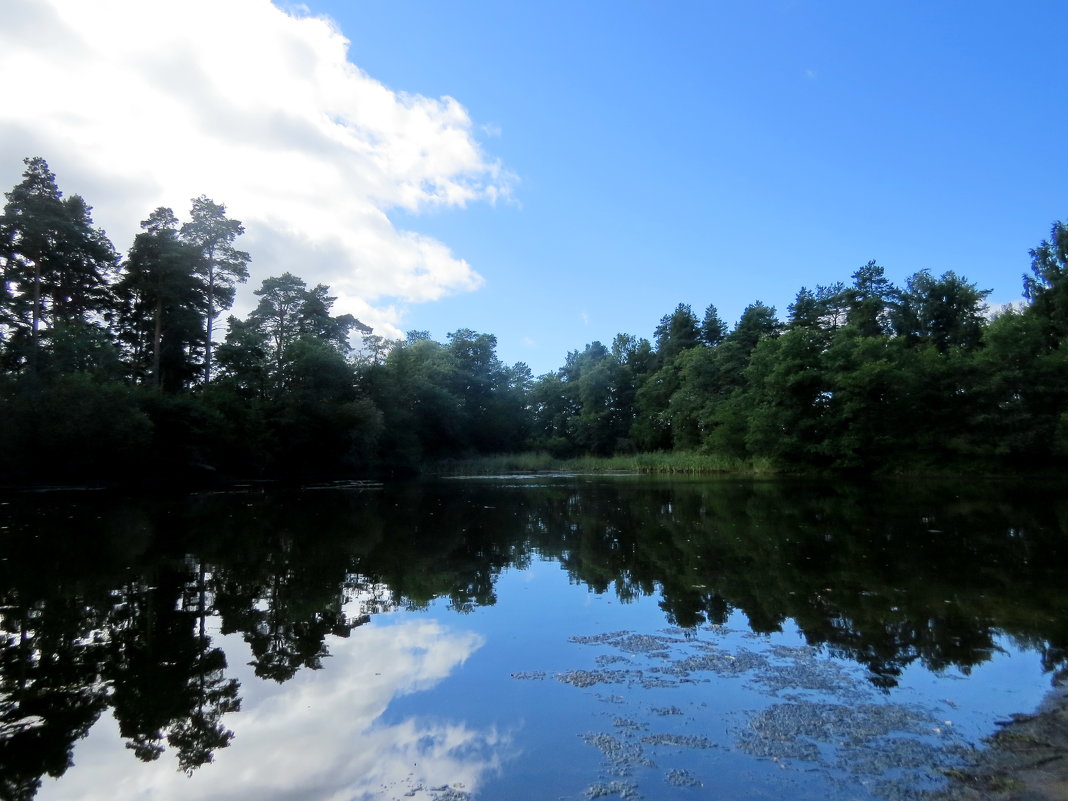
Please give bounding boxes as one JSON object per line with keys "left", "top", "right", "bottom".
{"left": 0, "top": 477, "right": 1065, "bottom": 797}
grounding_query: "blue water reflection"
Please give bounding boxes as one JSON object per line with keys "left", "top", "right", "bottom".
{"left": 3, "top": 476, "right": 1064, "bottom": 800}
{"left": 39, "top": 620, "right": 503, "bottom": 801}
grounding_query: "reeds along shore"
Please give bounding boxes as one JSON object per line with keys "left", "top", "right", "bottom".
{"left": 433, "top": 451, "right": 777, "bottom": 476}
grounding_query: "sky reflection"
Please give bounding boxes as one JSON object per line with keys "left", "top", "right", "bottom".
{"left": 9, "top": 477, "right": 1068, "bottom": 801}
{"left": 38, "top": 619, "right": 506, "bottom": 801}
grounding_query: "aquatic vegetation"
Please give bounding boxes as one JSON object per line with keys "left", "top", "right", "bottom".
{"left": 515, "top": 626, "right": 975, "bottom": 800}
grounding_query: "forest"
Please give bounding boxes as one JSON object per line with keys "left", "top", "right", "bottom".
{"left": 2, "top": 155, "right": 1068, "bottom": 482}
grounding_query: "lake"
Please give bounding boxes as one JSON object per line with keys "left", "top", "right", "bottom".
{"left": 1, "top": 475, "right": 1066, "bottom": 801}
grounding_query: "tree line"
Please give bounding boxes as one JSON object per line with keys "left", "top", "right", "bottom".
{"left": 0, "top": 157, "right": 533, "bottom": 480}
{"left": 529, "top": 248, "right": 1068, "bottom": 470}
{"left": 2, "top": 155, "right": 1068, "bottom": 480}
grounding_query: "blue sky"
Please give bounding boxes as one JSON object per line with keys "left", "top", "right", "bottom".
{"left": 317, "top": 0, "right": 1068, "bottom": 373}
{"left": 4, "top": 1, "right": 1068, "bottom": 375}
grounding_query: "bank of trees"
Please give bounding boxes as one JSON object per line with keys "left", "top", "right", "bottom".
{"left": 3, "top": 155, "right": 1068, "bottom": 480}
{"left": 530, "top": 252, "right": 1068, "bottom": 471}
{"left": 0, "top": 158, "right": 533, "bottom": 481}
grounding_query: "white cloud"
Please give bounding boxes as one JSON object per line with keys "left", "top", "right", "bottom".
{"left": 0, "top": 0, "right": 512, "bottom": 339}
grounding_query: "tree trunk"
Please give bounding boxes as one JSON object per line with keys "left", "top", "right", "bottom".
{"left": 152, "top": 297, "right": 162, "bottom": 388}
{"left": 29, "top": 258, "right": 41, "bottom": 375}
{"left": 204, "top": 270, "right": 215, "bottom": 386}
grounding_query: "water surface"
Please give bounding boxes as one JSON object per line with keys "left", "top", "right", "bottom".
{"left": 1, "top": 476, "right": 1065, "bottom": 800}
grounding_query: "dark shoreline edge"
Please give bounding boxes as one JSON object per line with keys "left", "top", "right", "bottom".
{"left": 937, "top": 681, "right": 1068, "bottom": 800}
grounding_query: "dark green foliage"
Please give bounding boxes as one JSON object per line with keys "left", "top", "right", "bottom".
{"left": 533, "top": 249, "right": 1068, "bottom": 471}
{"left": 700, "top": 303, "right": 727, "bottom": 346}
{"left": 728, "top": 301, "right": 780, "bottom": 352}
{"left": 743, "top": 328, "right": 830, "bottom": 465}
{"left": 214, "top": 316, "right": 269, "bottom": 398}
{"left": 245, "top": 273, "right": 368, "bottom": 397}
{"left": 49, "top": 194, "right": 118, "bottom": 327}
{"left": 446, "top": 328, "right": 520, "bottom": 452}
{"left": 531, "top": 339, "right": 644, "bottom": 456}
{"left": 180, "top": 196, "right": 250, "bottom": 384}
{"left": 819, "top": 334, "right": 919, "bottom": 469}
{"left": 114, "top": 208, "right": 206, "bottom": 391}
{"left": 787, "top": 283, "right": 847, "bottom": 333}
{"left": 893, "top": 269, "right": 990, "bottom": 352}
{"left": 787, "top": 287, "right": 821, "bottom": 329}
{"left": 972, "top": 309, "right": 1068, "bottom": 463}
{"left": 5, "top": 155, "right": 1068, "bottom": 480}
{"left": 846, "top": 261, "right": 897, "bottom": 337}
{"left": 1025, "top": 220, "right": 1068, "bottom": 347}
{"left": 529, "top": 373, "right": 578, "bottom": 457}
{"left": 0, "top": 158, "right": 119, "bottom": 375}
{"left": 39, "top": 319, "right": 124, "bottom": 379}
{"left": 0, "top": 157, "right": 68, "bottom": 363}
{"left": 653, "top": 303, "right": 701, "bottom": 361}
{"left": 630, "top": 361, "right": 678, "bottom": 451}
{"left": 0, "top": 374, "right": 153, "bottom": 481}
{"left": 368, "top": 336, "right": 466, "bottom": 467}
{"left": 663, "top": 346, "right": 721, "bottom": 449}
{"left": 611, "top": 332, "right": 655, "bottom": 374}
{"left": 364, "top": 329, "right": 530, "bottom": 470}
{"left": 265, "top": 337, "right": 380, "bottom": 476}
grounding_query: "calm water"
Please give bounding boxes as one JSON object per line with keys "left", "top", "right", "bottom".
{"left": 1, "top": 475, "right": 1066, "bottom": 801}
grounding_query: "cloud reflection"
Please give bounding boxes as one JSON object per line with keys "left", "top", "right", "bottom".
{"left": 38, "top": 620, "right": 504, "bottom": 801}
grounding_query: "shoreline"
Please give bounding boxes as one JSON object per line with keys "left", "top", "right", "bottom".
{"left": 938, "top": 682, "right": 1068, "bottom": 800}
